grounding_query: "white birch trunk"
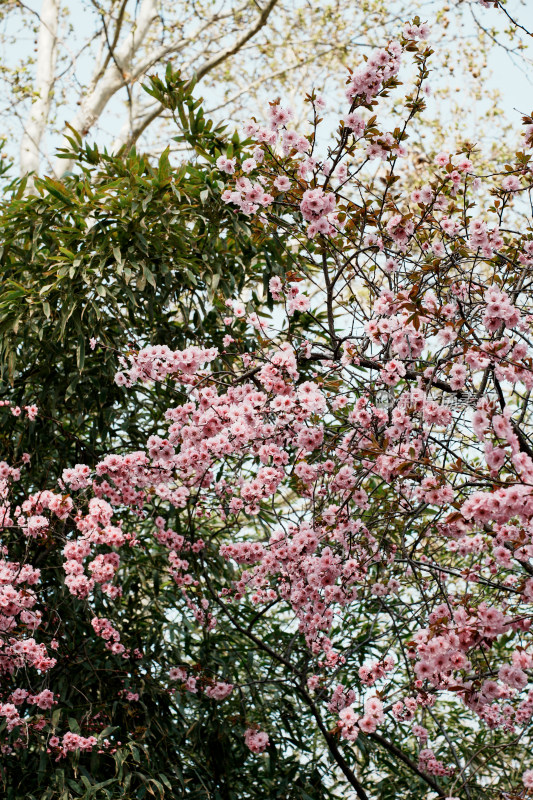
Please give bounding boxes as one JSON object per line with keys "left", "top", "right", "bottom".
{"left": 20, "top": 0, "right": 60, "bottom": 180}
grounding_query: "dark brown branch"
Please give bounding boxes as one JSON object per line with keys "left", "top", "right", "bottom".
{"left": 201, "top": 569, "right": 369, "bottom": 799}
{"left": 368, "top": 732, "right": 444, "bottom": 797}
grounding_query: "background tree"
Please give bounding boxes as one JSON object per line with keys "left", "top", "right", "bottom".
{"left": 0, "top": 0, "right": 528, "bottom": 178}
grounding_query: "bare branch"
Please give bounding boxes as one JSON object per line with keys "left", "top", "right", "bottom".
{"left": 54, "top": 0, "right": 158, "bottom": 176}
{"left": 195, "top": 0, "right": 279, "bottom": 83}
{"left": 111, "top": 0, "right": 280, "bottom": 153}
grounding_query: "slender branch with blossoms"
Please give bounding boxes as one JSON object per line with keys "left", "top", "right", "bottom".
{"left": 4, "top": 17, "right": 533, "bottom": 799}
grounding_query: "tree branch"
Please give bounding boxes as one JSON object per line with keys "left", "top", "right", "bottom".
{"left": 201, "top": 568, "right": 369, "bottom": 799}
{"left": 111, "top": 0, "right": 280, "bottom": 153}
{"left": 368, "top": 732, "right": 444, "bottom": 797}
{"left": 194, "top": 0, "right": 279, "bottom": 83}
{"left": 54, "top": 0, "right": 158, "bottom": 176}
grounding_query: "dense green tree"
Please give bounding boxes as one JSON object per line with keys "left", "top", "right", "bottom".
{"left": 0, "top": 71, "right": 286, "bottom": 482}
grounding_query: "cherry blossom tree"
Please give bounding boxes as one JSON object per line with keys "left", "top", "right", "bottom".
{"left": 3, "top": 9, "right": 533, "bottom": 800}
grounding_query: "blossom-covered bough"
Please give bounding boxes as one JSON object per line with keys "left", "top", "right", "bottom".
{"left": 3, "top": 16, "right": 533, "bottom": 799}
